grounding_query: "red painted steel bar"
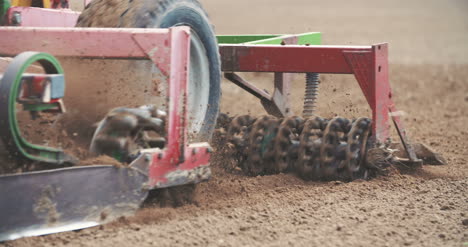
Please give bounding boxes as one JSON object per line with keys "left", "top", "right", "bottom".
{"left": 147, "top": 27, "right": 211, "bottom": 188}
{"left": 148, "top": 26, "right": 189, "bottom": 186}
{"left": 220, "top": 44, "right": 373, "bottom": 74}
{"left": 0, "top": 27, "right": 172, "bottom": 74}
{"left": 224, "top": 72, "right": 272, "bottom": 101}
{"left": 270, "top": 36, "right": 297, "bottom": 117}
{"left": 0, "top": 27, "right": 167, "bottom": 58}
{"left": 6, "top": 7, "right": 79, "bottom": 27}
{"left": 343, "top": 44, "right": 392, "bottom": 143}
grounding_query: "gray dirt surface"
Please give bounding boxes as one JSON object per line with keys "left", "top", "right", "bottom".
{"left": 2, "top": 0, "right": 468, "bottom": 246}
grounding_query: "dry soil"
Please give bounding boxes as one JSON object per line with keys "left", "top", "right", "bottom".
{"left": 3, "top": 0, "right": 468, "bottom": 246}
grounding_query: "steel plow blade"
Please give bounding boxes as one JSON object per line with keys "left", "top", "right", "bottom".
{"left": 0, "top": 165, "right": 148, "bottom": 242}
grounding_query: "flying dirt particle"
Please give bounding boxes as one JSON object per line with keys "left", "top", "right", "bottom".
{"left": 117, "top": 216, "right": 130, "bottom": 225}
{"left": 440, "top": 205, "right": 452, "bottom": 211}
{"left": 438, "top": 233, "right": 446, "bottom": 239}
{"left": 239, "top": 226, "right": 249, "bottom": 231}
{"left": 100, "top": 211, "right": 108, "bottom": 220}
{"left": 462, "top": 219, "right": 468, "bottom": 226}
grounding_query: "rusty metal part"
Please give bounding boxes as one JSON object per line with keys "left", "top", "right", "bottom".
{"left": 302, "top": 73, "right": 320, "bottom": 118}
{"left": 224, "top": 73, "right": 290, "bottom": 118}
{"left": 389, "top": 142, "right": 447, "bottom": 166}
{"left": 227, "top": 115, "right": 256, "bottom": 149}
{"left": 319, "top": 117, "right": 351, "bottom": 178}
{"left": 272, "top": 116, "right": 304, "bottom": 173}
{"left": 222, "top": 115, "right": 256, "bottom": 170}
{"left": 245, "top": 116, "right": 280, "bottom": 175}
{"left": 296, "top": 117, "right": 327, "bottom": 180}
{"left": 345, "top": 117, "right": 372, "bottom": 178}
{"left": 90, "top": 105, "right": 167, "bottom": 162}
{"left": 219, "top": 113, "right": 374, "bottom": 181}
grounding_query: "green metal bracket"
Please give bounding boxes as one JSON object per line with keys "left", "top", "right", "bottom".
{"left": 0, "top": 52, "right": 78, "bottom": 165}
{"left": 217, "top": 35, "right": 279, "bottom": 44}
{"left": 0, "top": 0, "right": 10, "bottom": 26}
{"left": 23, "top": 103, "right": 60, "bottom": 112}
{"left": 296, "top": 32, "right": 322, "bottom": 46}
{"left": 217, "top": 32, "right": 322, "bottom": 45}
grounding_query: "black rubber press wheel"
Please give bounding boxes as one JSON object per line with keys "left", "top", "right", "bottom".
{"left": 77, "top": 0, "right": 221, "bottom": 142}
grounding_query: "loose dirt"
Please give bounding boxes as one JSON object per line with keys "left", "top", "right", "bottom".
{"left": 2, "top": 0, "right": 468, "bottom": 246}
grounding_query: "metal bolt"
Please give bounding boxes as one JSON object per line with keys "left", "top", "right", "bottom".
{"left": 206, "top": 147, "right": 213, "bottom": 154}
{"left": 158, "top": 153, "right": 163, "bottom": 159}
{"left": 192, "top": 149, "right": 197, "bottom": 155}
{"left": 144, "top": 154, "right": 151, "bottom": 162}
{"left": 11, "top": 12, "right": 21, "bottom": 26}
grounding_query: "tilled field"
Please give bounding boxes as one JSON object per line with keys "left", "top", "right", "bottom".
{"left": 3, "top": 0, "right": 468, "bottom": 246}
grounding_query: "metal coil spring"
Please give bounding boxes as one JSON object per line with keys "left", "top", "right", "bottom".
{"left": 303, "top": 73, "right": 320, "bottom": 118}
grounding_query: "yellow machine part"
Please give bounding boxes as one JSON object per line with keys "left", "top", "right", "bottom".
{"left": 11, "top": 0, "right": 51, "bottom": 8}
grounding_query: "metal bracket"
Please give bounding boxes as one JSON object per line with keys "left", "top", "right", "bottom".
{"left": 224, "top": 72, "right": 289, "bottom": 117}
{"left": 219, "top": 41, "right": 422, "bottom": 165}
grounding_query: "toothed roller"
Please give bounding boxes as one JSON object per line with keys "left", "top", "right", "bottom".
{"left": 219, "top": 113, "right": 373, "bottom": 181}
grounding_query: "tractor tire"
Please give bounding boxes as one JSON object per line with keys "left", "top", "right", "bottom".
{"left": 76, "top": 0, "right": 221, "bottom": 142}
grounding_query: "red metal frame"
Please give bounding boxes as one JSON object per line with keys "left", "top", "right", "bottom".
{"left": 0, "top": 6, "right": 420, "bottom": 180}
{"left": 0, "top": 26, "right": 211, "bottom": 188}
{"left": 220, "top": 43, "right": 394, "bottom": 144}
{"left": 3, "top": 8, "right": 401, "bottom": 143}
{"left": 6, "top": 7, "right": 79, "bottom": 27}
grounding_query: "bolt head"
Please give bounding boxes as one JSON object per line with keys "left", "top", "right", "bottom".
{"left": 11, "top": 12, "right": 22, "bottom": 25}
{"left": 144, "top": 154, "right": 152, "bottom": 162}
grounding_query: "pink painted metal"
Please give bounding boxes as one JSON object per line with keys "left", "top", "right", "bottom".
{"left": 0, "top": 27, "right": 171, "bottom": 70}
{"left": 6, "top": 7, "right": 79, "bottom": 27}
{"left": 0, "top": 26, "right": 212, "bottom": 188}
{"left": 147, "top": 27, "right": 211, "bottom": 187}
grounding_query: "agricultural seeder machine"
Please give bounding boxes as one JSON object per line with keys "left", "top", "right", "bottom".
{"left": 0, "top": 0, "right": 444, "bottom": 242}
